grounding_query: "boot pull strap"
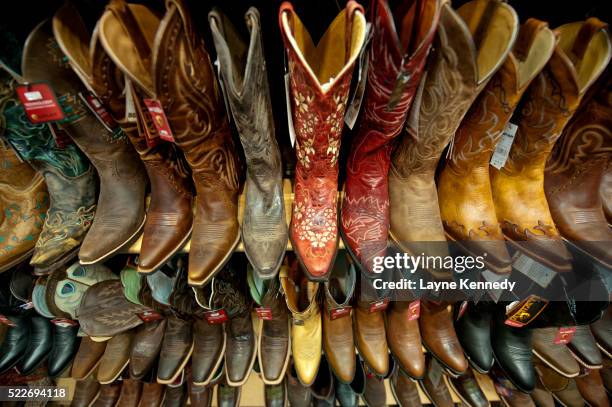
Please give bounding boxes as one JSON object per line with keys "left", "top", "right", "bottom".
{"left": 470, "top": 0, "right": 498, "bottom": 51}
{"left": 572, "top": 17, "right": 608, "bottom": 60}
{"left": 278, "top": 2, "right": 295, "bottom": 46}
{"left": 344, "top": 1, "right": 365, "bottom": 63}
{"left": 513, "top": 18, "right": 549, "bottom": 61}
{"left": 106, "top": 0, "right": 152, "bottom": 65}
{"left": 131, "top": 81, "right": 158, "bottom": 143}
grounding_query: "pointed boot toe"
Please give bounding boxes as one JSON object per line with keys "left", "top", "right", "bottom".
{"left": 188, "top": 220, "right": 240, "bottom": 286}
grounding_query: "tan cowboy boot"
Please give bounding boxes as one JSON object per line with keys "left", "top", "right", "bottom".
{"left": 389, "top": 0, "right": 518, "bottom": 279}
{"left": 437, "top": 19, "right": 556, "bottom": 274}
{"left": 491, "top": 18, "right": 612, "bottom": 272}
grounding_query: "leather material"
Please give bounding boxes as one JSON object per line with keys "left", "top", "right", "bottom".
{"left": 537, "top": 364, "right": 585, "bottom": 407}
{"left": 0, "top": 137, "right": 48, "bottom": 273}
{"left": 545, "top": 67, "right": 612, "bottom": 269}
{"left": 532, "top": 327, "right": 580, "bottom": 378}
{"left": 390, "top": 366, "right": 421, "bottom": 407}
{"left": 91, "top": 382, "right": 122, "bottom": 407}
{"left": 419, "top": 357, "right": 453, "bottom": 407}
{"left": 18, "top": 315, "right": 52, "bottom": 375}
{"left": 602, "top": 164, "right": 612, "bottom": 223}
{"left": 590, "top": 306, "right": 612, "bottom": 359}
{"left": 129, "top": 318, "right": 166, "bottom": 380}
{"left": 350, "top": 355, "right": 366, "bottom": 396}
{"left": 448, "top": 369, "right": 490, "bottom": 407}
{"left": 71, "top": 335, "right": 107, "bottom": 380}
{"left": 354, "top": 299, "right": 388, "bottom": 377}
{"left": 390, "top": 0, "right": 518, "bottom": 279}
{"left": 420, "top": 301, "right": 467, "bottom": 375}
{"left": 217, "top": 381, "right": 241, "bottom": 407}
{"left": 532, "top": 375, "right": 555, "bottom": 407}
{"left": 48, "top": 321, "right": 80, "bottom": 378}
{"left": 258, "top": 278, "right": 290, "bottom": 385}
{"left": 153, "top": 0, "right": 241, "bottom": 287}
{"left": 192, "top": 316, "right": 225, "bottom": 385}
{"left": 116, "top": 379, "right": 143, "bottom": 407}
{"left": 567, "top": 325, "right": 603, "bottom": 369}
{"left": 71, "top": 377, "right": 101, "bottom": 407}
{"left": 336, "top": 378, "right": 359, "bottom": 407}
{"left": 163, "top": 384, "right": 188, "bottom": 407}
{"left": 209, "top": 8, "right": 287, "bottom": 279}
{"left": 323, "top": 254, "right": 356, "bottom": 383}
{"left": 97, "top": 330, "right": 133, "bottom": 384}
{"left": 312, "top": 356, "right": 334, "bottom": 402}
{"left": 491, "top": 19, "right": 611, "bottom": 272}
{"left": 491, "top": 306, "right": 535, "bottom": 392}
{"left": 189, "top": 382, "right": 212, "bottom": 407}
{"left": 281, "top": 266, "right": 322, "bottom": 386}
{"left": 362, "top": 366, "right": 387, "bottom": 407}
{"left": 438, "top": 19, "right": 555, "bottom": 274}
{"left": 0, "top": 315, "right": 29, "bottom": 374}
{"left": 495, "top": 386, "right": 536, "bottom": 407}
{"left": 455, "top": 302, "right": 494, "bottom": 373}
{"left": 78, "top": 279, "right": 149, "bottom": 337}
{"left": 24, "top": 19, "right": 147, "bottom": 266}
{"left": 157, "top": 313, "right": 193, "bottom": 384}
{"left": 279, "top": 1, "right": 367, "bottom": 280}
{"left": 341, "top": 0, "right": 440, "bottom": 274}
{"left": 138, "top": 382, "right": 166, "bottom": 407}
{"left": 387, "top": 301, "right": 424, "bottom": 379}
{"left": 286, "top": 360, "right": 313, "bottom": 407}
{"left": 95, "top": 1, "right": 194, "bottom": 274}
{"left": 575, "top": 368, "right": 609, "bottom": 407}
{"left": 32, "top": 278, "right": 55, "bottom": 319}
{"left": 265, "top": 382, "right": 287, "bottom": 407}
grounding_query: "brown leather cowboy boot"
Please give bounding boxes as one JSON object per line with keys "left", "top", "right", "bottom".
{"left": 279, "top": 1, "right": 367, "bottom": 281}
{"left": 341, "top": 0, "right": 441, "bottom": 275}
{"left": 152, "top": 0, "right": 240, "bottom": 286}
{"left": 437, "top": 19, "right": 556, "bottom": 274}
{"left": 545, "top": 66, "right": 612, "bottom": 269}
{"left": 23, "top": 19, "right": 148, "bottom": 266}
{"left": 491, "top": 18, "right": 611, "bottom": 272}
{"left": 209, "top": 8, "right": 287, "bottom": 280}
{"left": 389, "top": 0, "right": 518, "bottom": 279}
{"left": 386, "top": 300, "right": 425, "bottom": 379}
{"left": 56, "top": 2, "right": 194, "bottom": 274}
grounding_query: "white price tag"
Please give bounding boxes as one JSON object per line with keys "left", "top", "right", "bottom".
{"left": 124, "top": 78, "right": 137, "bottom": 123}
{"left": 490, "top": 122, "right": 518, "bottom": 169}
{"left": 284, "top": 72, "right": 296, "bottom": 147}
{"left": 513, "top": 253, "right": 556, "bottom": 288}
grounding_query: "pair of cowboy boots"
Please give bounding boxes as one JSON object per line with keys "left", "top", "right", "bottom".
{"left": 53, "top": 2, "right": 194, "bottom": 274}
{"left": 280, "top": 0, "right": 367, "bottom": 281}
{"left": 545, "top": 64, "right": 612, "bottom": 269}
{"left": 490, "top": 18, "right": 611, "bottom": 272}
{"left": 99, "top": 0, "right": 240, "bottom": 286}
{"left": 22, "top": 19, "right": 148, "bottom": 267}
{"left": 437, "top": 19, "right": 557, "bottom": 274}
{"left": 341, "top": 0, "right": 442, "bottom": 275}
{"left": 389, "top": 0, "right": 519, "bottom": 279}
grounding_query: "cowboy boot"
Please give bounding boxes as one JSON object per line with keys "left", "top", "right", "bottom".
{"left": 386, "top": 300, "right": 424, "bottom": 379}
{"left": 280, "top": 262, "right": 322, "bottom": 386}
{"left": 0, "top": 137, "right": 48, "bottom": 273}
{"left": 437, "top": 19, "right": 556, "bottom": 274}
{"left": 0, "top": 74, "right": 96, "bottom": 273}
{"left": 322, "top": 253, "right": 356, "bottom": 384}
{"left": 545, "top": 67, "right": 612, "bottom": 269}
{"left": 353, "top": 297, "right": 389, "bottom": 377}
{"left": 389, "top": 0, "right": 518, "bottom": 279}
{"left": 55, "top": 2, "right": 194, "bottom": 274}
{"left": 151, "top": 0, "right": 240, "bottom": 286}
{"left": 491, "top": 18, "right": 611, "bottom": 272}
{"left": 341, "top": 0, "right": 441, "bottom": 274}
{"left": 279, "top": 1, "right": 367, "bottom": 281}
{"left": 22, "top": 19, "right": 148, "bottom": 266}
{"left": 209, "top": 8, "right": 287, "bottom": 279}
{"left": 602, "top": 163, "right": 612, "bottom": 224}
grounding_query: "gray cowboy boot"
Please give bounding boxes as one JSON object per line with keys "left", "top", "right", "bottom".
{"left": 209, "top": 8, "right": 287, "bottom": 279}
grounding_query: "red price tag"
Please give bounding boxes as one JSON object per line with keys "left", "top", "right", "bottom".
{"left": 16, "top": 83, "right": 65, "bottom": 123}
{"left": 203, "top": 309, "right": 228, "bottom": 325}
{"left": 256, "top": 307, "right": 273, "bottom": 320}
{"left": 554, "top": 327, "right": 577, "bottom": 344}
{"left": 407, "top": 300, "right": 420, "bottom": 321}
{"left": 143, "top": 99, "right": 175, "bottom": 142}
{"left": 137, "top": 310, "right": 164, "bottom": 323}
{"left": 330, "top": 306, "right": 351, "bottom": 320}
{"left": 0, "top": 314, "right": 16, "bottom": 327}
{"left": 369, "top": 298, "right": 390, "bottom": 313}
{"left": 79, "top": 92, "right": 119, "bottom": 133}
{"left": 51, "top": 318, "right": 79, "bottom": 327}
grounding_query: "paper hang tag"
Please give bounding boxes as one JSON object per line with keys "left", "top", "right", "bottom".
{"left": 504, "top": 295, "right": 548, "bottom": 328}
{"left": 0, "top": 314, "right": 16, "bottom": 327}
{"left": 143, "top": 99, "right": 175, "bottom": 143}
{"left": 48, "top": 123, "right": 73, "bottom": 149}
{"left": 329, "top": 305, "right": 352, "bottom": 320}
{"left": 203, "top": 308, "right": 228, "bottom": 325}
{"left": 369, "top": 298, "right": 390, "bottom": 313}
{"left": 407, "top": 300, "right": 420, "bottom": 321}
{"left": 256, "top": 307, "right": 273, "bottom": 321}
{"left": 16, "top": 83, "right": 66, "bottom": 124}
{"left": 513, "top": 253, "right": 557, "bottom": 289}
{"left": 490, "top": 122, "right": 518, "bottom": 169}
{"left": 481, "top": 269, "right": 507, "bottom": 303}
{"left": 19, "top": 302, "right": 34, "bottom": 310}
{"left": 456, "top": 301, "right": 469, "bottom": 320}
{"left": 51, "top": 318, "right": 79, "bottom": 328}
{"left": 137, "top": 310, "right": 164, "bottom": 323}
{"left": 344, "top": 22, "right": 372, "bottom": 130}
{"left": 554, "top": 327, "right": 577, "bottom": 344}
{"left": 78, "top": 92, "right": 123, "bottom": 140}
{"left": 284, "top": 72, "right": 297, "bottom": 148}
{"left": 124, "top": 79, "right": 137, "bottom": 123}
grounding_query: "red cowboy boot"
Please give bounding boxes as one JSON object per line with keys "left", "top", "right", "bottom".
{"left": 341, "top": 0, "right": 442, "bottom": 274}
{"left": 280, "top": 1, "right": 367, "bottom": 280}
